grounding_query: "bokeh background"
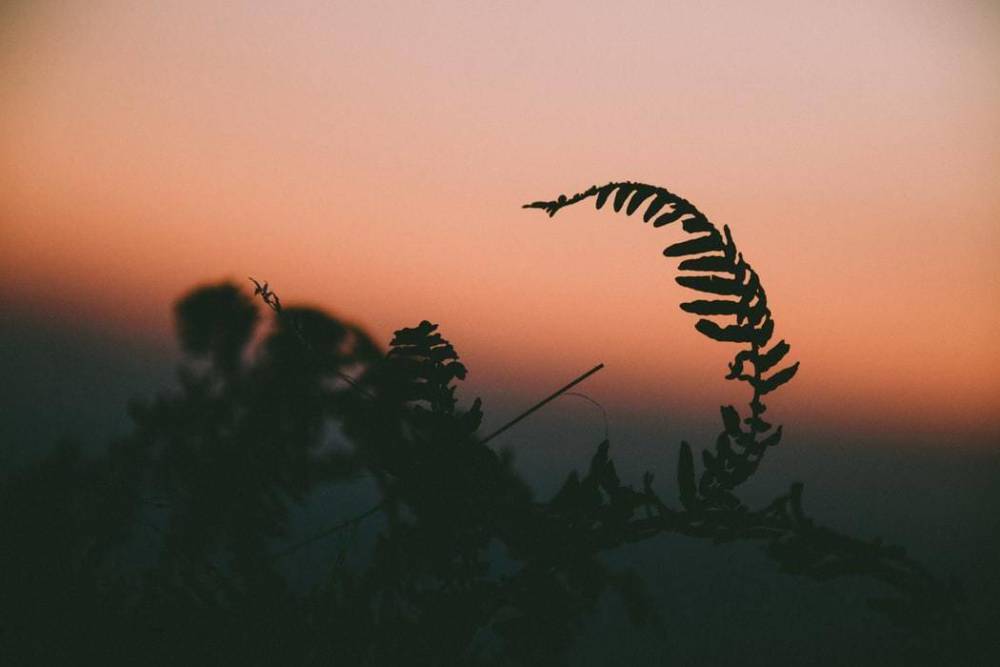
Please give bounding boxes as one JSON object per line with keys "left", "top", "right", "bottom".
{"left": 2, "top": 1, "right": 998, "bottom": 662}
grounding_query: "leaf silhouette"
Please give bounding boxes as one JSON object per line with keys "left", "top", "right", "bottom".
{"left": 720, "top": 406, "right": 743, "bottom": 437}
{"left": 694, "top": 319, "right": 757, "bottom": 344}
{"left": 756, "top": 341, "right": 791, "bottom": 374}
{"left": 679, "top": 299, "right": 743, "bottom": 316}
{"left": 663, "top": 233, "right": 723, "bottom": 257}
{"left": 752, "top": 363, "right": 800, "bottom": 395}
{"left": 675, "top": 275, "right": 744, "bottom": 296}
{"left": 677, "top": 255, "right": 734, "bottom": 273}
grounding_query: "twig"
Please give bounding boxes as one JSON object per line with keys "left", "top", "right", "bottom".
{"left": 480, "top": 364, "right": 605, "bottom": 444}
{"left": 272, "top": 364, "right": 605, "bottom": 557}
{"left": 249, "top": 277, "right": 376, "bottom": 400}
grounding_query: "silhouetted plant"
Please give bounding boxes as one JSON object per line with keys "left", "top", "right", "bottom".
{"left": 0, "top": 184, "right": 965, "bottom": 665}
{"left": 526, "top": 181, "right": 797, "bottom": 509}
{"left": 525, "top": 181, "right": 961, "bottom": 641}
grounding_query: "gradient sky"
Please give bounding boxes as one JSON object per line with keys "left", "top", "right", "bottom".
{"left": 2, "top": 1, "right": 999, "bottom": 448}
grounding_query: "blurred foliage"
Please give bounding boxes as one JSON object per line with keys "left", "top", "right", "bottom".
{"left": 0, "top": 181, "right": 966, "bottom": 664}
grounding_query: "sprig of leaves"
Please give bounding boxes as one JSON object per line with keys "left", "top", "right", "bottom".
{"left": 525, "top": 181, "right": 798, "bottom": 507}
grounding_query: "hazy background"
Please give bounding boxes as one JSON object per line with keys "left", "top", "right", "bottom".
{"left": 2, "top": 1, "right": 999, "bottom": 662}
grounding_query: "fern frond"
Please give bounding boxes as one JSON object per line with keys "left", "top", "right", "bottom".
{"left": 524, "top": 181, "right": 800, "bottom": 505}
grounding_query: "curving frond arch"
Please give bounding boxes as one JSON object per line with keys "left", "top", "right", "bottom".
{"left": 525, "top": 181, "right": 799, "bottom": 508}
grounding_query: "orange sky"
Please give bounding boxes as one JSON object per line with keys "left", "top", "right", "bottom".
{"left": 2, "top": 1, "right": 999, "bottom": 444}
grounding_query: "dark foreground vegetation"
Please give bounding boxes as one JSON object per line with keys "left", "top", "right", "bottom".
{"left": 1, "top": 183, "right": 968, "bottom": 665}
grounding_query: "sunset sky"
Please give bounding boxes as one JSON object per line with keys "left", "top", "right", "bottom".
{"left": 2, "top": 1, "right": 998, "bottom": 451}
